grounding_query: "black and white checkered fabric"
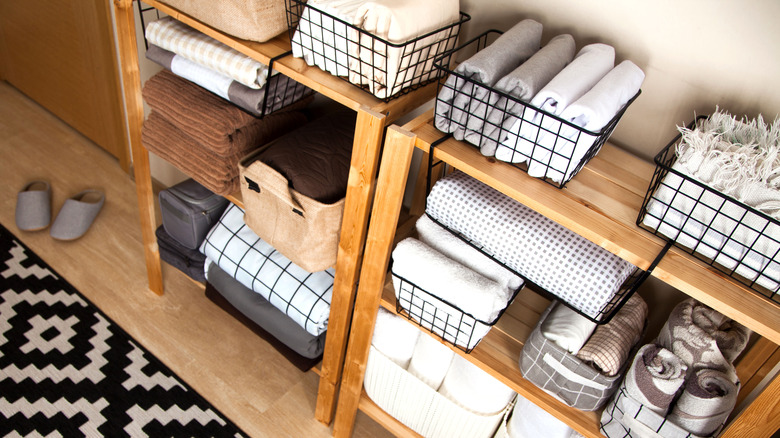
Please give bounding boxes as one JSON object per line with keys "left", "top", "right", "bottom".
{"left": 426, "top": 170, "right": 637, "bottom": 318}
{"left": 200, "top": 204, "right": 333, "bottom": 336}
{"left": 600, "top": 386, "right": 706, "bottom": 438}
{"left": 519, "top": 303, "right": 624, "bottom": 411}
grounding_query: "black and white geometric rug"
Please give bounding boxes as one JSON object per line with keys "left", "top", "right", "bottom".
{"left": 0, "top": 223, "right": 248, "bottom": 437}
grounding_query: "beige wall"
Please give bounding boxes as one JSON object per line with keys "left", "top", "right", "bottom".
{"left": 459, "top": 0, "right": 780, "bottom": 160}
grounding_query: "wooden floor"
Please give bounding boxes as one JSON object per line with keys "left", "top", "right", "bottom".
{"left": 0, "top": 81, "right": 392, "bottom": 438}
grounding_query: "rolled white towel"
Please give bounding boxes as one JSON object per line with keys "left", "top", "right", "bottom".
{"left": 439, "top": 354, "right": 516, "bottom": 415}
{"left": 407, "top": 333, "right": 455, "bottom": 390}
{"left": 667, "top": 369, "right": 739, "bottom": 436}
{"left": 372, "top": 306, "right": 420, "bottom": 369}
{"left": 540, "top": 301, "right": 597, "bottom": 355}
{"left": 507, "top": 393, "right": 574, "bottom": 438}
{"left": 530, "top": 43, "right": 615, "bottom": 116}
{"left": 392, "top": 237, "right": 514, "bottom": 323}
{"left": 415, "top": 214, "right": 524, "bottom": 292}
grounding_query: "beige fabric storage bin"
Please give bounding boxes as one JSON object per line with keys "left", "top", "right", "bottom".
{"left": 239, "top": 147, "right": 345, "bottom": 273}
{"left": 159, "top": 0, "right": 287, "bottom": 42}
{"left": 364, "top": 346, "right": 510, "bottom": 438}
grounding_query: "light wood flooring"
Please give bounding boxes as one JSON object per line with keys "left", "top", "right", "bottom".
{"left": 0, "top": 81, "right": 392, "bottom": 438}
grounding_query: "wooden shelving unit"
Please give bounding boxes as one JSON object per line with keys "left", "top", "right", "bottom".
{"left": 112, "top": 0, "right": 439, "bottom": 426}
{"left": 332, "top": 110, "right": 780, "bottom": 438}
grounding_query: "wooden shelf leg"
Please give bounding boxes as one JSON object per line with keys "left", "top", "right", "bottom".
{"left": 113, "top": 0, "right": 163, "bottom": 295}
{"left": 721, "top": 368, "right": 780, "bottom": 437}
{"left": 315, "top": 107, "right": 387, "bottom": 425}
{"left": 332, "top": 126, "right": 417, "bottom": 438}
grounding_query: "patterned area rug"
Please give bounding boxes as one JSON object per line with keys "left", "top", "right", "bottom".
{"left": 0, "top": 224, "right": 248, "bottom": 437}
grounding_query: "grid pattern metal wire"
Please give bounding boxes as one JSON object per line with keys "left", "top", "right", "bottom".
{"left": 391, "top": 271, "right": 522, "bottom": 354}
{"left": 285, "top": 0, "right": 470, "bottom": 102}
{"left": 637, "top": 117, "right": 780, "bottom": 303}
{"left": 433, "top": 31, "right": 640, "bottom": 188}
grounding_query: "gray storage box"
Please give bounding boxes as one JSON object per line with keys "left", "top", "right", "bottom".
{"left": 159, "top": 178, "right": 229, "bottom": 249}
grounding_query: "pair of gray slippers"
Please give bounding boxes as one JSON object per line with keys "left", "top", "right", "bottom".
{"left": 15, "top": 181, "right": 105, "bottom": 241}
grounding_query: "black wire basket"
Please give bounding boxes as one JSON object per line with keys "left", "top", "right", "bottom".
{"left": 433, "top": 31, "right": 640, "bottom": 188}
{"left": 391, "top": 270, "right": 523, "bottom": 354}
{"left": 286, "top": 0, "right": 470, "bottom": 101}
{"left": 637, "top": 116, "right": 780, "bottom": 303}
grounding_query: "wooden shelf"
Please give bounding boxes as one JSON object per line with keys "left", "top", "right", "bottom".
{"left": 406, "top": 109, "right": 780, "bottom": 345}
{"left": 333, "top": 115, "right": 780, "bottom": 438}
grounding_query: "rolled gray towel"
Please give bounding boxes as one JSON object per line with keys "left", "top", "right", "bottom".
{"left": 434, "top": 19, "right": 542, "bottom": 139}
{"left": 667, "top": 369, "right": 738, "bottom": 436}
{"left": 623, "top": 343, "right": 687, "bottom": 416}
{"left": 474, "top": 34, "right": 576, "bottom": 156}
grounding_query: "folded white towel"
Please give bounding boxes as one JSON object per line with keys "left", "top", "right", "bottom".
{"left": 372, "top": 306, "right": 420, "bottom": 369}
{"left": 435, "top": 19, "right": 543, "bottom": 138}
{"left": 439, "top": 354, "right": 516, "bottom": 415}
{"left": 415, "top": 214, "right": 524, "bottom": 292}
{"left": 507, "top": 393, "right": 575, "bottom": 438}
{"left": 407, "top": 333, "right": 455, "bottom": 390}
{"left": 479, "top": 34, "right": 576, "bottom": 156}
{"left": 530, "top": 43, "right": 615, "bottom": 115}
{"left": 540, "top": 301, "right": 598, "bottom": 355}
{"left": 291, "top": 1, "right": 362, "bottom": 78}
{"left": 392, "top": 238, "right": 514, "bottom": 322}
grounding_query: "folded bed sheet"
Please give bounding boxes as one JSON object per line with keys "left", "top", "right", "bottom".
{"left": 205, "top": 259, "right": 326, "bottom": 359}
{"left": 426, "top": 170, "right": 637, "bottom": 319}
{"left": 200, "top": 204, "right": 334, "bottom": 336}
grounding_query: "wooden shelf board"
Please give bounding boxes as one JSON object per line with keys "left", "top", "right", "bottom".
{"left": 378, "top": 279, "right": 604, "bottom": 438}
{"left": 403, "top": 111, "right": 780, "bottom": 345}
{"left": 358, "top": 389, "right": 424, "bottom": 438}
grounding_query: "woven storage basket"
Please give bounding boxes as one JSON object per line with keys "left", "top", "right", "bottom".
{"left": 364, "top": 346, "right": 509, "bottom": 438}
{"left": 160, "top": 0, "right": 287, "bottom": 42}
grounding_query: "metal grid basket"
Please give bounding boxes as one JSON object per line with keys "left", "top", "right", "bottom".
{"left": 637, "top": 117, "right": 780, "bottom": 303}
{"left": 286, "top": 0, "right": 470, "bottom": 101}
{"left": 433, "top": 31, "right": 640, "bottom": 188}
{"left": 391, "top": 270, "right": 522, "bottom": 354}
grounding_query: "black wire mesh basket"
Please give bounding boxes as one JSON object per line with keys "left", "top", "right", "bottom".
{"left": 433, "top": 31, "right": 640, "bottom": 188}
{"left": 137, "top": 2, "right": 314, "bottom": 118}
{"left": 286, "top": 0, "right": 470, "bottom": 101}
{"left": 637, "top": 116, "right": 780, "bottom": 303}
{"left": 391, "top": 270, "right": 523, "bottom": 353}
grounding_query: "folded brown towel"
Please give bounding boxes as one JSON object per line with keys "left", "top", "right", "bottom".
{"left": 142, "top": 69, "right": 309, "bottom": 156}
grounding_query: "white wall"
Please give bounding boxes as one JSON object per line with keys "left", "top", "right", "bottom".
{"left": 459, "top": 0, "right": 780, "bottom": 160}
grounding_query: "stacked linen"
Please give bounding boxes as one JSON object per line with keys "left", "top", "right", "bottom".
{"left": 141, "top": 70, "right": 306, "bottom": 195}
{"left": 291, "top": 0, "right": 461, "bottom": 99}
{"left": 366, "top": 308, "right": 515, "bottom": 438}
{"left": 200, "top": 204, "right": 334, "bottom": 337}
{"left": 426, "top": 170, "right": 637, "bottom": 319}
{"left": 494, "top": 55, "right": 644, "bottom": 184}
{"left": 600, "top": 298, "right": 750, "bottom": 437}
{"left": 435, "top": 19, "right": 543, "bottom": 141}
{"left": 391, "top": 237, "right": 520, "bottom": 351}
{"left": 642, "top": 109, "right": 780, "bottom": 293}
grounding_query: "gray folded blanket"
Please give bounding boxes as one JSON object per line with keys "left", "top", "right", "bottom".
{"left": 476, "top": 34, "right": 576, "bottom": 156}
{"left": 623, "top": 343, "right": 688, "bottom": 416}
{"left": 655, "top": 297, "right": 751, "bottom": 383}
{"left": 667, "top": 369, "right": 739, "bottom": 436}
{"left": 434, "top": 19, "right": 542, "bottom": 140}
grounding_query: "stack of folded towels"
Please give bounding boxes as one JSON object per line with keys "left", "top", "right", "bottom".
{"left": 141, "top": 69, "right": 308, "bottom": 196}
{"left": 390, "top": 215, "right": 524, "bottom": 350}
{"left": 145, "top": 17, "right": 312, "bottom": 117}
{"left": 643, "top": 108, "right": 780, "bottom": 293}
{"left": 601, "top": 297, "right": 751, "bottom": 437}
{"left": 369, "top": 307, "right": 517, "bottom": 432}
{"left": 435, "top": 18, "right": 644, "bottom": 184}
{"left": 291, "top": 0, "right": 461, "bottom": 99}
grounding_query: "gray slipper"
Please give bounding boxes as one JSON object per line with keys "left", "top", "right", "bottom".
{"left": 50, "top": 190, "right": 105, "bottom": 241}
{"left": 15, "top": 180, "right": 52, "bottom": 231}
